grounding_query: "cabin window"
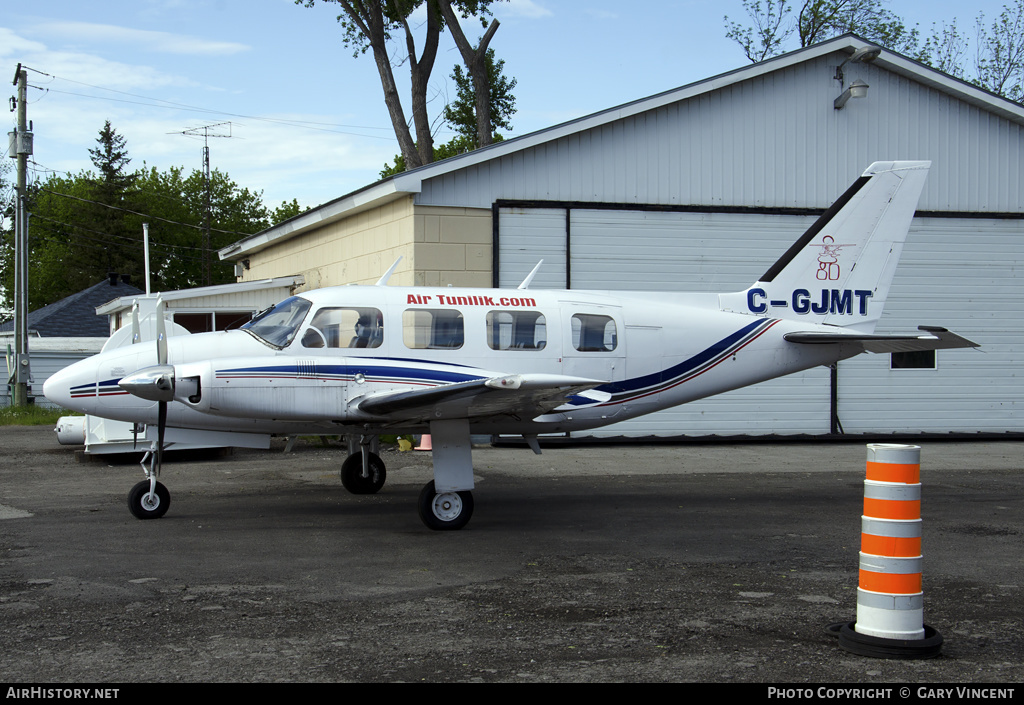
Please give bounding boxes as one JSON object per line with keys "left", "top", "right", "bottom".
{"left": 486, "top": 311, "right": 547, "bottom": 351}
{"left": 571, "top": 314, "right": 617, "bottom": 352}
{"left": 403, "top": 309, "right": 464, "bottom": 350}
{"left": 301, "top": 307, "right": 383, "bottom": 349}
{"left": 242, "top": 296, "right": 312, "bottom": 348}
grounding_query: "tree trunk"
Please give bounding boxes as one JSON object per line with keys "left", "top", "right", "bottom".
{"left": 346, "top": 2, "right": 423, "bottom": 169}
{"left": 404, "top": 2, "right": 441, "bottom": 166}
{"left": 438, "top": 2, "right": 500, "bottom": 148}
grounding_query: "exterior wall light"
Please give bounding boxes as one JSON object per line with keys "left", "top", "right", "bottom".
{"left": 835, "top": 79, "right": 870, "bottom": 110}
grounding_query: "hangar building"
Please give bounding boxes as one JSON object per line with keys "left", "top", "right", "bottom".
{"left": 218, "top": 34, "right": 1023, "bottom": 439}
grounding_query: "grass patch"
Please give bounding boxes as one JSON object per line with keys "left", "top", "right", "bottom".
{"left": 0, "top": 405, "right": 75, "bottom": 426}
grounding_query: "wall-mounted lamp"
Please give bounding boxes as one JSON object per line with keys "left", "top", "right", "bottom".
{"left": 834, "top": 46, "right": 882, "bottom": 84}
{"left": 834, "top": 79, "right": 869, "bottom": 109}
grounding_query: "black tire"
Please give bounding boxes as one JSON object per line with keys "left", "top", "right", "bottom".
{"left": 340, "top": 452, "right": 387, "bottom": 494}
{"left": 128, "top": 480, "right": 170, "bottom": 520}
{"left": 417, "top": 480, "right": 474, "bottom": 531}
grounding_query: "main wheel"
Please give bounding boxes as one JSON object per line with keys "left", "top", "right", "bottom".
{"left": 340, "top": 452, "right": 386, "bottom": 494}
{"left": 128, "top": 480, "right": 170, "bottom": 520}
{"left": 417, "top": 480, "right": 474, "bottom": 531}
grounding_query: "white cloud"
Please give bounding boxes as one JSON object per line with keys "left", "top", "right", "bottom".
{"left": 0, "top": 27, "right": 47, "bottom": 57}
{"left": 33, "top": 21, "right": 250, "bottom": 56}
{"left": 501, "top": 0, "right": 554, "bottom": 19}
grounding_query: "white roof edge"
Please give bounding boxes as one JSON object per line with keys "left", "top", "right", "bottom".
{"left": 218, "top": 34, "right": 1023, "bottom": 260}
{"left": 95, "top": 275, "right": 306, "bottom": 315}
{"left": 218, "top": 180, "right": 412, "bottom": 260}
{"left": 871, "top": 50, "right": 1024, "bottom": 122}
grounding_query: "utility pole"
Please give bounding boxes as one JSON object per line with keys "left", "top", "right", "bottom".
{"left": 8, "top": 64, "right": 32, "bottom": 406}
{"left": 175, "top": 122, "right": 231, "bottom": 287}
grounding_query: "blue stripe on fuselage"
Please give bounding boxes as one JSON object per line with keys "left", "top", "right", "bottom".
{"left": 215, "top": 363, "right": 481, "bottom": 386}
{"left": 574, "top": 319, "right": 776, "bottom": 404}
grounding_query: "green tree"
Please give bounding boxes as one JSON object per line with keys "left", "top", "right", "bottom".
{"left": 973, "top": 0, "right": 1024, "bottom": 101}
{"left": 296, "top": 0, "right": 504, "bottom": 171}
{"left": 0, "top": 123, "right": 284, "bottom": 311}
{"left": 437, "top": 1, "right": 503, "bottom": 149}
{"left": 723, "top": 0, "right": 1024, "bottom": 101}
{"left": 443, "top": 48, "right": 516, "bottom": 147}
{"left": 271, "top": 199, "right": 305, "bottom": 225}
{"left": 380, "top": 48, "right": 516, "bottom": 177}
{"left": 725, "top": 0, "right": 923, "bottom": 62}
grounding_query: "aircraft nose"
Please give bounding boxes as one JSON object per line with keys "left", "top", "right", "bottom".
{"left": 43, "top": 364, "right": 75, "bottom": 409}
{"left": 42, "top": 357, "right": 94, "bottom": 412}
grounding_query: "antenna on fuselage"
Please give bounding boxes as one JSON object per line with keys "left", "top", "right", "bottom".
{"left": 518, "top": 260, "right": 544, "bottom": 289}
{"left": 375, "top": 257, "right": 402, "bottom": 286}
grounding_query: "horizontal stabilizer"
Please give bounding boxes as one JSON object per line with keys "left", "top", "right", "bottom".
{"left": 356, "top": 373, "right": 609, "bottom": 422}
{"left": 784, "top": 326, "right": 978, "bottom": 354}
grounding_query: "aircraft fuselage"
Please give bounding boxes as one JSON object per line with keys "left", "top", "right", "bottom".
{"left": 47, "top": 286, "right": 843, "bottom": 437}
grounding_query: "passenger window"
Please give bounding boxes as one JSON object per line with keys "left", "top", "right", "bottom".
{"left": 572, "top": 314, "right": 617, "bottom": 352}
{"left": 403, "top": 309, "right": 464, "bottom": 349}
{"left": 301, "top": 307, "right": 383, "bottom": 349}
{"left": 487, "top": 311, "right": 546, "bottom": 350}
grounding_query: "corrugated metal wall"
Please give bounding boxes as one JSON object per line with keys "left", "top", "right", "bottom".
{"left": 420, "top": 52, "right": 1022, "bottom": 215}
{"left": 497, "top": 207, "right": 1021, "bottom": 437}
{"left": 423, "top": 49, "right": 1022, "bottom": 437}
{"left": 839, "top": 217, "right": 1022, "bottom": 433}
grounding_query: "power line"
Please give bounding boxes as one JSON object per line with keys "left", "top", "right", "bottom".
{"left": 29, "top": 213, "right": 212, "bottom": 261}
{"left": 29, "top": 221, "right": 212, "bottom": 266}
{"left": 35, "top": 187, "right": 264, "bottom": 238}
{"left": 22, "top": 66, "right": 402, "bottom": 141}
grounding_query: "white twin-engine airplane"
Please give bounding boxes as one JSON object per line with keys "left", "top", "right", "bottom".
{"left": 45, "top": 161, "right": 976, "bottom": 530}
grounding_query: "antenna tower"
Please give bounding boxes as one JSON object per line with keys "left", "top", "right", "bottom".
{"left": 176, "top": 121, "right": 233, "bottom": 286}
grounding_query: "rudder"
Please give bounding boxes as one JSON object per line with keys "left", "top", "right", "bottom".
{"left": 721, "top": 161, "right": 930, "bottom": 334}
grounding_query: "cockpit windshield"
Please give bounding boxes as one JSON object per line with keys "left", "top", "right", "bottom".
{"left": 241, "top": 296, "right": 312, "bottom": 348}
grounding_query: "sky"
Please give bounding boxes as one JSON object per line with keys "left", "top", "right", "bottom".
{"left": 1, "top": 0, "right": 1008, "bottom": 212}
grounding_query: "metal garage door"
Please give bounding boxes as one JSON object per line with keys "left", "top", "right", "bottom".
{"left": 497, "top": 205, "right": 831, "bottom": 437}
{"left": 837, "top": 217, "right": 1022, "bottom": 434}
{"left": 496, "top": 206, "right": 1023, "bottom": 438}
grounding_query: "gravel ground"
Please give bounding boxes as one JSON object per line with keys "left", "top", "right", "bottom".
{"left": 0, "top": 425, "right": 1021, "bottom": 684}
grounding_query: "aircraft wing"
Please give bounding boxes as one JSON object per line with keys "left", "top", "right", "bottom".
{"left": 784, "top": 326, "right": 978, "bottom": 354}
{"left": 355, "top": 373, "right": 611, "bottom": 423}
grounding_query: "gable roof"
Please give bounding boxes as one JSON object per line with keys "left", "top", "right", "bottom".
{"left": 219, "top": 33, "right": 1024, "bottom": 262}
{"left": 0, "top": 278, "right": 144, "bottom": 338}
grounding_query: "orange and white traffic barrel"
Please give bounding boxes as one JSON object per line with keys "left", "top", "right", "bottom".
{"left": 839, "top": 444, "right": 943, "bottom": 658}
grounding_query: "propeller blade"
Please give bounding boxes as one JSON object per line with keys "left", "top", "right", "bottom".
{"left": 156, "top": 297, "right": 167, "bottom": 366}
{"left": 131, "top": 300, "right": 141, "bottom": 344}
{"left": 156, "top": 400, "right": 166, "bottom": 475}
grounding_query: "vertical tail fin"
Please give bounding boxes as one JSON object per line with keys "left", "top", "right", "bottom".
{"left": 721, "top": 161, "right": 930, "bottom": 333}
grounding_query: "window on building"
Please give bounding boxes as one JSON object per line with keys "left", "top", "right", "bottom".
{"left": 486, "top": 311, "right": 547, "bottom": 350}
{"left": 891, "top": 350, "right": 936, "bottom": 369}
{"left": 173, "top": 311, "right": 255, "bottom": 334}
{"left": 403, "top": 309, "right": 464, "bottom": 349}
{"left": 572, "top": 314, "right": 617, "bottom": 352}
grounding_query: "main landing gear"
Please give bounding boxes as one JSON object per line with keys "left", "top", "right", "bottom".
{"left": 417, "top": 480, "right": 474, "bottom": 531}
{"left": 340, "top": 451, "right": 387, "bottom": 494}
{"left": 341, "top": 421, "right": 477, "bottom": 531}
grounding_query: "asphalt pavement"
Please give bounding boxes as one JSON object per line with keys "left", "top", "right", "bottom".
{"left": 0, "top": 425, "right": 1021, "bottom": 684}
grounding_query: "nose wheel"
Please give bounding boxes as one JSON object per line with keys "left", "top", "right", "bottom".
{"left": 128, "top": 480, "right": 170, "bottom": 520}
{"left": 417, "top": 480, "right": 474, "bottom": 531}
